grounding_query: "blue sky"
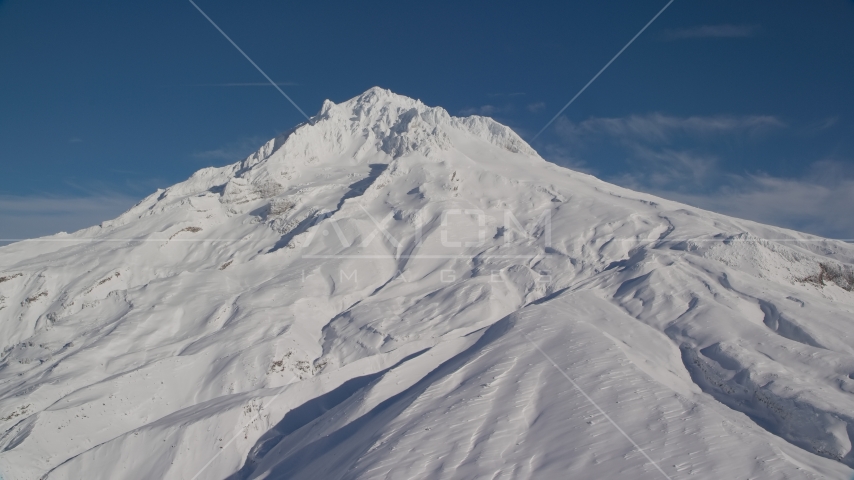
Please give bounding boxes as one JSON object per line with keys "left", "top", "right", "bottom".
{"left": 1, "top": 0, "right": 853, "bottom": 241}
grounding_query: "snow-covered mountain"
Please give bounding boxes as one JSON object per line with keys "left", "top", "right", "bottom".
{"left": 1, "top": 87, "right": 854, "bottom": 479}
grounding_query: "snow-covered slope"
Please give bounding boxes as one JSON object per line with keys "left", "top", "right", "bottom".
{"left": 1, "top": 87, "right": 854, "bottom": 479}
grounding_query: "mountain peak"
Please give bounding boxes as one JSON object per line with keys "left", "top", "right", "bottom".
{"left": 308, "top": 87, "right": 537, "bottom": 160}
{"left": 106, "top": 88, "right": 541, "bottom": 228}
{"left": 314, "top": 86, "right": 433, "bottom": 123}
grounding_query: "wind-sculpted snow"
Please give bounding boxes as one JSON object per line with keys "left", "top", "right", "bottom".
{"left": 1, "top": 88, "right": 854, "bottom": 479}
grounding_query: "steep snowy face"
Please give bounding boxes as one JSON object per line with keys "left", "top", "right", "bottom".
{"left": 2, "top": 88, "right": 854, "bottom": 480}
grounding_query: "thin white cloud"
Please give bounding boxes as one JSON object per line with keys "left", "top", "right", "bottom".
{"left": 193, "top": 148, "right": 244, "bottom": 161}
{"left": 604, "top": 159, "right": 854, "bottom": 239}
{"left": 192, "top": 136, "right": 267, "bottom": 162}
{"left": 556, "top": 113, "right": 785, "bottom": 143}
{"left": 664, "top": 24, "right": 759, "bottom": 40}
{"left": 802, "top": 116, "right": 840, "bottom": 135}
{"left": 544, "top": 112, "right": 852, "bottom": 238}
{"left": 658, "top": 174, "right": 854, "bottom": 240}
{"left": 192, "top": 82, "right": 299, "bottom": 87}
{"left": 617, "top": 146, "right": 720, "bottom": 189}
{"left": 0, "top": 194, "right": 141, "bottom": 242}
{"left": 527, "top": 102, "right": 546, "bottom": 113}
{"left": 539, "top": 143, "right": 594, "bottom": 175}
{"left": 460, "top": 105, "right": 505, "bottom": 116}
